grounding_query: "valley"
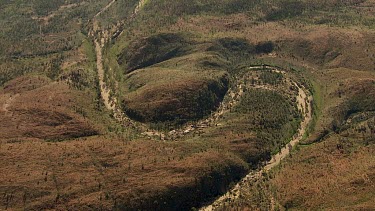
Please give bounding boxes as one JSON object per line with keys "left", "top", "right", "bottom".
{"left": 0, "top": 0, "right": 374, "bottom": 210}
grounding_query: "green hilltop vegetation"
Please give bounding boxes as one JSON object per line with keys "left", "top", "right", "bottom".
{"left": 0, "top": 0, "right": 374, "bottom": 210}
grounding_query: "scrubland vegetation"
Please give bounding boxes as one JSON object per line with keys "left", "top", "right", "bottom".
{"left": 215, "top": 65, "right": 375, "bottom": 211}
{"left": 266, "top": 69, "right": 375, "bottom": 210}
{"left": 0, "top": 0, "right": 374, "bottom": 210}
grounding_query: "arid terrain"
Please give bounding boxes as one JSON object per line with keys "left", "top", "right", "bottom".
{"left": 0, "top": 0, "right": 374, "bottom": 210}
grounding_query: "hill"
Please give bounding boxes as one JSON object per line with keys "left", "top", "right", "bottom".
{"left": 0, "top": 0, "right": 374, "bottom": 210}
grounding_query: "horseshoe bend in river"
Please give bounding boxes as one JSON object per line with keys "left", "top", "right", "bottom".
{"left": 90, "top": 1, "right": 313, "bottom": 209}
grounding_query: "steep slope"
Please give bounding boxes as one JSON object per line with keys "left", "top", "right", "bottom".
{"left": 0, "top": 0, "right": 374, "bottom": 210}
{"left": 0, "top": 76, "right": 100, "bottom": 141}
{"left": 211, "top": 68, "right": 375, "bottom": 210}
{"left": 268, "top": 69, "right": 375, "bottom": 210}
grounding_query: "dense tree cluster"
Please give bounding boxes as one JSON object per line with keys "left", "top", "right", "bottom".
{"left": 234, "top": 89, "right": 301, "bottom": 152}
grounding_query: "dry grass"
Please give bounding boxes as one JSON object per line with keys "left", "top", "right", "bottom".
{"left": 0, "top": 137, "right": 247, "bottom": 210}
{"left": 121, "top": 55, "right": 229, "bottom": 124}
{"left": 304, "top": 68, "right": 375, "bottom": 143}
{"left": 268, "top": 68, "right": 375, "bottom": 210}
{"left": 168, "top": 16, "right": 375, "bottom": 71}
{"left": 0, "top": 67, "right": 302, "bottom": 210}
{"left": 271, "top": 128, "right": 375, "bottom": 210}
{"left": 0, "top": 75, "right": 101, "bottom": 141}
{"left": 1, "top": 0, "right": 374, "bottom": 209}
{"left": 216, "top": 68, "right": 375, "bottom": 210}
